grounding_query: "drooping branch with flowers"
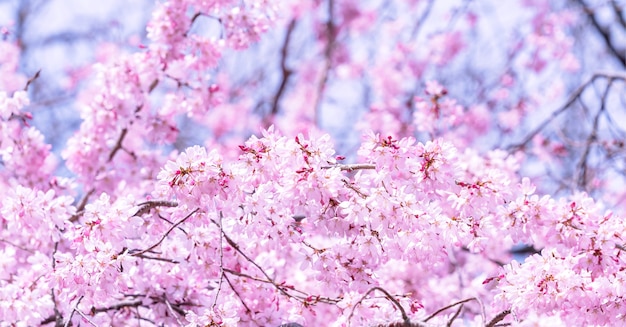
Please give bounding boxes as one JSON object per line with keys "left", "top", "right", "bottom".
{"left": 1, "top": 0, "right": 626, "bottom": 326}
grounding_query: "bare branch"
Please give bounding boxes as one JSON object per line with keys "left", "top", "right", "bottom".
{"left": 133, "top": 200, "right": 179, "bottom": 217}
{"left": 575, "top": 0, "right": 626, "bottom": 68}
{"left": 508, "top": 71, "right": 626, "bottom": 151}
{"left": 576, "top": 77, "right": 613, "bottom": 189}
{"left": 70, "top": 188, "right": 95, "bottom": 222}
{"left": 611, "top": 1, "right": 626, "bottom": 29}
{"left": 108, "top": 128, "right": 128, "bottom": 162}
{"left": 409, "top": 0, "right": 435, "bottom": 41}
{"left": 23, "top": 69, "right": 41, "bottom": 91}
{"left": 446, "top": 304, "right": 463, "bottom": 327}
{"left": 486, "top": 309, "right": 512, "bottom": 327}
{"left": 133, "top": 253, "right": 179, "bottom": 263}
{"left": 321, "top": 163, "right": 377, "bottom": 171}
{"left": 313, "top": 0, "right": 337, "bottom": 125}
{"left": 270, "top": 19, "right": 296, "bottom": 116}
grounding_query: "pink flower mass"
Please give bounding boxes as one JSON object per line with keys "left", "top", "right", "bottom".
{"left": 1, "top": 0, "right": 626, "bottom": 326}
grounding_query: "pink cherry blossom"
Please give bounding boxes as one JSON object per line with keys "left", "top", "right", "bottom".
{"left": 1, "top": 0, "right": 626, "bottom": 326}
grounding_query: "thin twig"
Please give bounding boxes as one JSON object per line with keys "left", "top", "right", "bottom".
{"left": 50, "top": 242, "right": 63, "bottom": 327}
{"left": 223, "top": 272, "right": 253, "bottom": 314}
{"left": 576, "top": 77, "right": 613, "bottom": 189}
{"left": 222, "top": 268, "right": 309, "bottom": 297}
{"left": 108, "top": 128, "right": 128, "bottom": 162}
{"left": 90, "top": 300, "right": 144, "bottom": 314}
{"left": 611, "top": 2, "right": 626, "bottom": 29}
{"left": 321, "top": 163, "right": 376, "bottom": 171}
{"left": 164, "top": 297, "right": 184, "bottom": 326}
{"left": 133, "top": 253, "right": 179, "bottom": 263}
{"left": 49, "top": 289, "right": 63, "bottom": 327}
{"left": 343, "top": 180, "right": 369, "bottom": 198}
{"left": 70, "top": 188, "right": 95, "bottom": 222}
{"left": 75, "top": 308, "right": 98, "bottom": 327}
{"left": 446, "top": 304, "right": 464, "bottom": 327}
{"left": 507, "top": 72, "right": 626, "bottom": 151}
{"left": 348, "top": 287, "right": 410, "bottom": 326}
{"left": 0, "top": 238, "right": 34, "bottom": 253}
{"left": 23, "top": 69, "right": 41, "bottom": 91}
{"left": 423, "top": 297, "right": 478, "bottom": 322}
{"left": 486, "top": 309, "right": 512, "bottom": 327}
{"left": 63, "top": 295, "right": 84, "bottom": 327}
{"left": 213, "top": 213, "right": 338, "bottom": 304}
{"left": 409, "top": 0, "right": 435, "bottom": 41}
{"left": 131, "top": 208, "right": 199, "bottom": 257}
{"left": 213, "top": 211, "right": 225, "bottom": 309}
{"left": 215, "top": 218, "right": 297, "bottom": 300}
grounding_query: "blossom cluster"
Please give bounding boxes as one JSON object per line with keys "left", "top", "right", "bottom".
{"left": 1, "top": 0, "right": 625, "bottom": 326}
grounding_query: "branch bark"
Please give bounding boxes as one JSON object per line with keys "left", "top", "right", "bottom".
{"left": 574, "top": 0, "right": 626, "bottom": 68}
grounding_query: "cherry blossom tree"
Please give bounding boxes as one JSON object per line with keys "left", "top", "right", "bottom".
{"left": 1, "top": 0, "right": 626, "bottom": 326}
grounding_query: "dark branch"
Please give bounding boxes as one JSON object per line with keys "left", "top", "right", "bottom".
{"left": 507, "top": 71, "right": 626, "bottom": 151}
{"left": 321, "top": 163, "right": 376, "bottom": 171}
{"left": 410, "top": 0, "right": 435, "bottom": 40}
{"left": 130, "top": 208, "right": 199, "bottom": 257}
{"left": 270, "top": 19, "right": 296, "bottom": 116}
{"left": 70, "top": 188, "right": 95, "bottom": 222}
{"left": 133, "top": 200, "right": 179, "bottom": 217}
{"left": 23, "top": 69, "right": 41, "bottom": 91}
{"left": 576, "top": 77, "right": 613, "bottom": 189}
{"left": 575, "top": 0, "right": 626, "bottom": 68}
{"left": 348, "top": 287, "right": 410, "bottom": 326}
{"left": 108, "top": 128, "right": 128, "bottom": 162}
{"left": 423, "top": 297, "right": 479, "bottom": 322}
{"left": 486, "top": 310, "right": 512, "bottom": 327}
{"left": 313, "top": 0, "right": 337, "bottom": 125}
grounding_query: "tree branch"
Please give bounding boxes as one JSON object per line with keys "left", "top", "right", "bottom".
{"left": 133, "top": 200, "right": 179, "bottom": 217}
{"left": 409, "top": 0, "right": 435, "bottom": 41}
{"left": 423, "top": 297, "right": 479, "bottom": 322}
{"left": 611, "top": 2, "right": 626, "bottom": 30}
{"left": 321, "top": 163, "right": 377, "bottom": 171}
{"left": 63, "top": 295, "right": 84, "bottom": 327}
{"left": 576, "top": 77, "right": 613, "bottom": 189}
{"left": 23, "top": 69, "right": 41, "bottom": 91}
{"left": 270, "top": 19, "right": 296, "bottom": 116}
{"left": 507, "top": 71, "right": 626, "bottom": 151}
{"left": 313, "top": 0, "right": 337, "bottom": 125}
{"left": 213, "top": 211, "right": 225, "bottom": 309}
{"left": 213, "top": 213, "right": 338, "bottom": 305}
{"left": 69, "top": 188, "right": 95, "bottom": 222}
{"left": 130, "top": 208, "right": 199, "bottom": 257}
{"left": 575, "top": 0, "right": 626, "bottom": 68}
{"left": 108, "top": 128, "right": 128, "bottom": 162}
{"left": 486, "top": 309, "right": 512, "bottom": 327}
{"left": 348, "top": 287, "right": 410, "bottom": 326}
